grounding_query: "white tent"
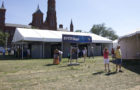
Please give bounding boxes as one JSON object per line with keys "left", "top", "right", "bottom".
{"left": 12, "top": 28, "right": 112, "bottom": 43}
{"left": 119, "top": 30, "right": 140, "bottom": 60}
{"left": 113, "top": 39, "right": 118, "bottom": 49}
{"left": 12, "top": 28, "right": 113, "bottom": 59}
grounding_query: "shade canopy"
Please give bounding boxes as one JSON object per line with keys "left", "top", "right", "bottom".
{"left": 12, "top": 28, "right": 112, "bottom": 43}
{"left": 119, "top": 29, "right": 140, "bottom": 40}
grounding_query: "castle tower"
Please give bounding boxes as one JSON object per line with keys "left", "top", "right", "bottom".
{"left": 0, "top": 1, "right": 6, "bottom": 31}
{"left": 70, "top": 20, "right": 74, "bottom": 32}
{"left": 30, "top": 5, "right": 43, "bottom": 28}
{"left": 44, "top": 0, "right": 57, "bottom": 30}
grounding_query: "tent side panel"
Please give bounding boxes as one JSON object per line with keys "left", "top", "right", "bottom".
{"left": 119, "top": 39, "right": 127, "bottom": 59}
{"left": 120, "top": 36, "right": 139, "bottom": 60}
{"left": 31, "top": 44, "right": 43, "bottom": 58}
{"left": 126, "top": 36, "right": 137, "bottom": 59}
{"left": 63, "top": 43, "right": 71, "bottom": 58}
{"left": 44, "top": 43, "right": 51, "bottom": 58}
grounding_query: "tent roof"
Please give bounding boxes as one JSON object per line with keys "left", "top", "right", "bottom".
{"left": 119, "top": 29, "right": 140, "bottom": 40}
{"left": 113, "top": 39, "right": 118, "bottom": 43}
{"left": 5, "top": 23, "right": 31, "bottom": 29}
{"left": 12, "top": 28, "right": 112, "bottom": 43}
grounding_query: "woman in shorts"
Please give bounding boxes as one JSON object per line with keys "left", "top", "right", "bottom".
{"left": 103, "top": 48, "right": 110, "bottom": 72}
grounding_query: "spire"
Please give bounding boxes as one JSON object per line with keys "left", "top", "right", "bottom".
{"left": 70, "top": 19, "right": 73, "bottom": 26}
{"left": 44, "top": 0, "right": 57, "bottom": 30}
{"left": 37, "top": 4, "right": 39, "bottom": 11}
{"left": 70, "top": 19, "right": 74, "bottom": 32}
{"left": 1, "top": 1, "right": 5, "bottom": 9}
{"left": 34, "top": 4, "right": 43, "bottom": 14}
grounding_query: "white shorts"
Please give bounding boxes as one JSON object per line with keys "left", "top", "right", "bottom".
{"left": 104, "top": 59, "right": 109, "bottom": 64}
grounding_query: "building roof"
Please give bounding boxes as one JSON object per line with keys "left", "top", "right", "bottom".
{"left": 0, "top": 1, "right": 5, "bottom": 9}
{"left": 34, "top": 5, "right": 43, "bottom": 14}
{"left": 5, "top": 23, "right": 32, "bottom": 29}
{"left": 12, "top": 28, "right": 112, "bottom": 43}
{"left": 57, "top": 28, "right": 69, "bottom": 32}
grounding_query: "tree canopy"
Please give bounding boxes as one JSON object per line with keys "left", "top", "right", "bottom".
{"left": 75, "top": 30, "right": 82, "bottom": 32}
{"left": 90, "top": 23, "right": 118, "bottom": 40}
{"left": 0, "top": 31, "right": 9, "bottom": 47}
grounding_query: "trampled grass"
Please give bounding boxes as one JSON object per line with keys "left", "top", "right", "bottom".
{"left": 0, "top": 56, "right": 140, "bottom": 90}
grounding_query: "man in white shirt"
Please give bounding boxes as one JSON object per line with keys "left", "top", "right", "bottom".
{"left": 59, "top": 50, "right": 63, "bottom": 62}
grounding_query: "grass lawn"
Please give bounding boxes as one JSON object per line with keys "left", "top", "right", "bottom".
{"left": 0, "top": 56, "right": 140, "bottom": 90}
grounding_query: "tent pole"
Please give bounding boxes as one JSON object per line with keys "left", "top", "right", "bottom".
{"left": 90, "top": 42, "right": 92, "bottom": 58}
{"left": 70, "top": 46, "right": 72, "bottom": 64}
{"left": 42, "top": 42, "right": 45, "bottom": 58}
{"left": 22, "top": 41, "right": 23, "bottom": 60}
{"left": 126, "top": 38, "right": 127, "bottom": 59}
{"left": 136, "top": 33, "right": 138, "bottom": 53}
{"left": 61, "top": 42, "right": 63, "bottom": 51}
{"left": 76, "top": 43, "right": 78, "bottom": 63}
{"left": 136, "top": 33, "right": 140, "bottom": 58}
{"left": 61, "top": 41, "right": 63, "bottom": 58}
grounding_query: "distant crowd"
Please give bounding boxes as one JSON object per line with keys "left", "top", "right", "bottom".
{"left": 0, "top": 46, "right": 31, "bottom": 59}
{"left": 53, "top": 45, "right": 123, "bottom": 73}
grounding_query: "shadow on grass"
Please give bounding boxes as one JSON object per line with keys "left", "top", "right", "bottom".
{"left": 92, "top": 71, "right": 104, "bottom": 75}
{"left": 111, "top": 60, "right": 140, "bottom": 74}
{"left": 93, "top": 71, "right": 118, "bottom": 76}
{"left": 45, "top": 64, "right": 58, "bottom": 66}
{"left": 105, "top": 71, "right": 117, "bottom": 76}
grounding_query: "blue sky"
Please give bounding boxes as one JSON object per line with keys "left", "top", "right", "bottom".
{"left": 1, "top": 0, "right": 140, "bottom": 36}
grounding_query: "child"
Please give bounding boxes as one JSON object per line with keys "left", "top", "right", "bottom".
{"left": 103, "top": 48, "right": 110, "bottom": 72}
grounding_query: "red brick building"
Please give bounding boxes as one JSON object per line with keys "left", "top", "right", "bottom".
{"left": 0, "top": 0, "right": 74, "bottom": 47}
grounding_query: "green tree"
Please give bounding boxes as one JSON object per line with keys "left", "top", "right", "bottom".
{"left": 0, "top": 31, "right": 5, "bottom": 46}
{"left": 75, "top": 30, "right": 82, "bottom": 32}
{"left": 90, "top": 23, "right": 118, "bottom": 40}
{"left": 0, "top": 31, "right": 9, "bottom": 47}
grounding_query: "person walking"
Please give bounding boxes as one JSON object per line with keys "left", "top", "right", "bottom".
{"left": 83, "top": 47, "right": 87, "bottom": 62}
{"left": 27, "top": 48, "right": 30, "bottom": 58}
{"left": 103, "top": 48, "right": 110, "bottom": 72}
{"left": 115, "top": 45, "right": 123, "bottom": 72}
{"left": 111, "top": 48, "right": 115, "bottom": 60}
{"left": 58, "top": 50, "right": 63, "bottom": 62}
{"left": 2, "top": 48, "right": 6, "bottom": 56}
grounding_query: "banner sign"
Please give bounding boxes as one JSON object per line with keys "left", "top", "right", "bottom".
{"left": 62, "top": 35, "right": 92, "bottom": 43}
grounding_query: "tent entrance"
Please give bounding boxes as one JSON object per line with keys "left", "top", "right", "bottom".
{"left": 51, "top": 43, "right": 61, "bottom": 58}
{"left": 62, "top": 34, "right": 92, "bottom": 65}
{"left": 78, "top": 44, "right": 88, "bottom": 57}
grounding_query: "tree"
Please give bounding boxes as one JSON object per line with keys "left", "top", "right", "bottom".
{"left": 0, "top": 31, "right": 5, "bottom": 46}
{"left": 90, "top": 23, "right": 118, "bottom": 40}
{"left": 0, "top": 31, "right": 9, "bottom": 47}
{"left": 75, "top": 30, "right": 82, "bottom": 32}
